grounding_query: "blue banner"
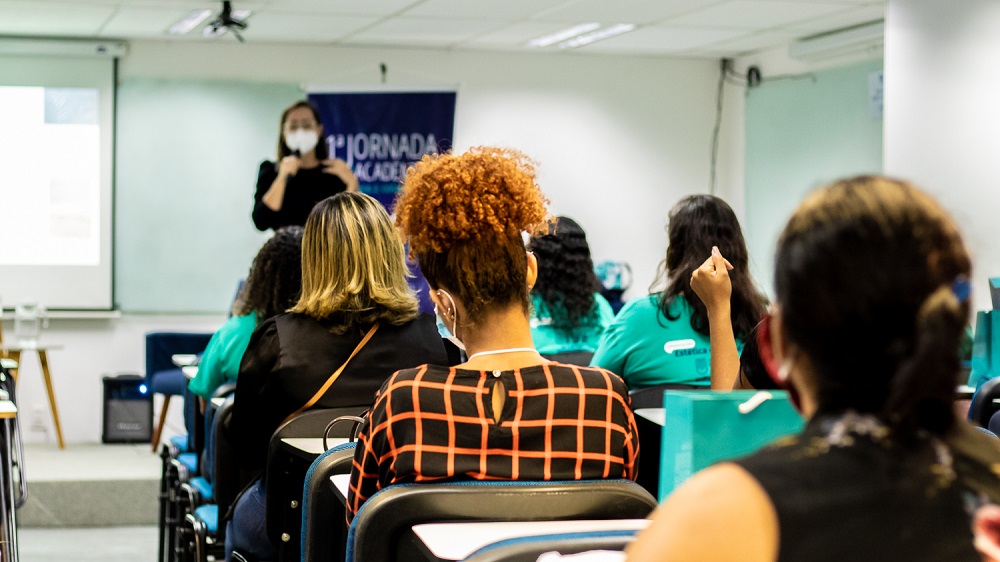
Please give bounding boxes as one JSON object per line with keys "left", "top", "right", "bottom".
{"left": 307, "top": 91, "right": 456, "bottom": 210}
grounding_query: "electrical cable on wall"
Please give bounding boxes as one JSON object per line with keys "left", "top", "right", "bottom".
{"left": 708, "top": 59, "right": 728, "bottom": 195}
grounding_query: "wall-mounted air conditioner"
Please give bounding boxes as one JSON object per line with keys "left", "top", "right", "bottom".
{"left": 789, "top": 21, "right": 884, "bottom": 62}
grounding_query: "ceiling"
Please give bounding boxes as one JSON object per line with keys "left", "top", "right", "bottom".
{"left": 0, "top": 0, "right": 885, "bottom": 58}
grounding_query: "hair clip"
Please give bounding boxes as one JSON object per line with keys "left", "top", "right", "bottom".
{"left": 951, "top": 277, "right": 972, "bottom": 303}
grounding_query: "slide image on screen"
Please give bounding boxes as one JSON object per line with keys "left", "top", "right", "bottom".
{"left": 0, "top": 86, "right": 100, "bottom": 266}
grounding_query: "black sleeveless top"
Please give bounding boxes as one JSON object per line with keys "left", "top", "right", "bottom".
{"left": 733, "top": 413, "right": 990, "bottom": 562}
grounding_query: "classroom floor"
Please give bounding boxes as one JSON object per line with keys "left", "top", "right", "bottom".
{"left": 16, "top": 442, "right": 161, "bottom": 560}
{"left": 20, "top": 526, "right": 157, "bottom": 562}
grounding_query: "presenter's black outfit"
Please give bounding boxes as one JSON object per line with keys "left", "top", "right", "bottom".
{"left": 251, "top": 161, "right": 347, "bottom": 231}
{"left": 224, "top": 311, "right": 449, "bottom": 561}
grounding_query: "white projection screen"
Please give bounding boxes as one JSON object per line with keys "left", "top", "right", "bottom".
{"left": 0, "top": 55, "right": 114, "bottom": 310}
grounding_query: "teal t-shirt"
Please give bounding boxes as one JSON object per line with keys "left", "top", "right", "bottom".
{"left": 530, "top": 293, "right": 615, "bottom": 355}
{"left": 187, "top": 313, "right": 257, "bottom": 400}
{"left": 590, "top": 294, "right": 744, "bottom": 389}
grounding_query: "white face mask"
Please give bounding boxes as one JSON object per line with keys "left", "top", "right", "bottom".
{"left": 285, "top": 129, "right": 319, "bottom": 154}
{"left": 434, "top": 290, "right": 465, "bottom": 352}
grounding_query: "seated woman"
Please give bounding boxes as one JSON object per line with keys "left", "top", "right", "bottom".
{"left": 226, "top": 192, "right": 450, "bottom": 560}
{"left": 626, "top": 176, "right": 1000, "bottom": 562}
{"left": 347, "top": 147, "right": 639, "bottom": 515}
{"left": 186, "top": 226, "right": 303, "bottom": 407}
{"left": 527, "top": 216, "right": 614, "bottom": 361}
{"left": 591, "top": 195, "right": 767, "bottom": 390}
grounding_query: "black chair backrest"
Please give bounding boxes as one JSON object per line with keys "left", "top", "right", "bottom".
{"left": 211, "top": 396, "right": 244, "bottom": 517}
{"left": 542, "top": 351, "right": 595, "bottom": 367}
{"left": 301, "top": 445, "right": 356, "bottom": 562}
{"left": 349, "top": 480, "right": 657, "bottom": 562}
{"left": 265, "top": 406, "right": 367, "bottom": 559}
{"left": 628, "top": 383, "right": 701, "bottom": 410}
{"left": 463, "top": 531, "right": 637, "bottom": 562}
{"left": 970, "top": 377, "right": 1000, "bottom": 427}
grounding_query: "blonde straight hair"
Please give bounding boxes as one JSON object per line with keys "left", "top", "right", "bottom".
{"left": 291, "top": 192, "right": 418, "bottom": 333}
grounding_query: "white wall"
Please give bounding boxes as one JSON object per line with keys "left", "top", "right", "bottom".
{"left": 121, "top": 41, "right": 737, "bottom": 297}
{"left": 884, "top": 0, "right": 1000, "bottom": 312}
{"left": 25, "top": 41, "right": 738, "bottom": 443}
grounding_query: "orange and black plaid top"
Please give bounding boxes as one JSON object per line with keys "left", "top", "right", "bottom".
{"left": 347, "top": 362, "right": 639, "bottom": 515}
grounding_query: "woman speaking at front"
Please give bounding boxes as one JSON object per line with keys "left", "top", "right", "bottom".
{"left": 252, "top": 100, "right": 358, "bottom": 231}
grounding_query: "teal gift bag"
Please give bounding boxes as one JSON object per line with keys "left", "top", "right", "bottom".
{"left": 659, "top": 390, "right": 803, "bottom": 500}
{"left": 969, "top": 310, "right": 1000, "bottom": 389}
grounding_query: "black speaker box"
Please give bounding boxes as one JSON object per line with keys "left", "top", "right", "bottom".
{"left": 102, "top": 374, "right": 152, "bottom": 444}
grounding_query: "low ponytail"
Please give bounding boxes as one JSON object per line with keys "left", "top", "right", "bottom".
{"left": 884, "top": 284, "right": 968, "bottom": 436}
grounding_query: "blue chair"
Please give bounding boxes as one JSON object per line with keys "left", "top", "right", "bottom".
{"left": 301, "top": 443, "right": 357, "bottom": 562}
{"left": 346, "top": 479, "right": 657, "bottom": 562}
{"left": 991, "top": 411, "right": 1000, "bottom": 436}
{"left": 145, "top": 332, "right": 212, "bottom": 452}
{"left": 968, "top": 376, "right": 1000, "bottom": 428}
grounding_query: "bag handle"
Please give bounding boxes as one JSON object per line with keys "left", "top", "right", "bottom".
{"left": 281, "top": 323, "right": 379, "bottom": 426}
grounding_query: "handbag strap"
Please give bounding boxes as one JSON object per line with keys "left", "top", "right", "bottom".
{"left": 281, "top": 323, "right": 379, "bottom": 425}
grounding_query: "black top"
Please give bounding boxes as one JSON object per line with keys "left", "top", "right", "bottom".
{"left": 733, "top": 413, "right": 991, "bottom": 562}
{"left": 229, "top": 312, "right": 449, "bottom": 471}
{"left": 252, "top": 160, "right": 347, "bottom": 231}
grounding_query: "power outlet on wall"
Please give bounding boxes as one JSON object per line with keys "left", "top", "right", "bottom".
{"left": 29, "top": 405, "right": 48, "bottom": 437}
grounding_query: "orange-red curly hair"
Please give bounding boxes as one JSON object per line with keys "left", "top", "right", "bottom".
{"left": 394, "top": 146, "right": 551, "bottom": 323}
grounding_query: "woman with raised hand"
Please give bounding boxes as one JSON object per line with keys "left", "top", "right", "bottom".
{"left": 591, "top": 195, "right": 767, "bottom": 390}
{"left": 252, "top": 100, "right": 358, "bottom": 231}
{"left": 527, "top": 216, "right": 615, "bottom": 360}
{"left": 627, "top": 176, "right": 1000, "bottom": 562}
{"left": 187, "top": 226, "right": 303, "bottom": 408}
{"left": 347, "top": 147, "right": 639, "bottom": 515}
{"left": 227, "top": 192, "right": 449, "bottom": 560}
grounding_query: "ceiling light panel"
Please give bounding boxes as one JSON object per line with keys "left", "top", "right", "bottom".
{"left": 558, "top": 24, "right": 637, "bottom": 48}
{"left": 463, "top": 21, "right": 594, "bottom": 48}
{"left": 168, "top": 9, "right": 212, "bottom": 35}
{"left": 527, "top": 23, "right": 601, "bottom": 47}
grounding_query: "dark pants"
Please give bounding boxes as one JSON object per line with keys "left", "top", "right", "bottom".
{"left": 225, "top": 479, "right": 276, "bottom": 562}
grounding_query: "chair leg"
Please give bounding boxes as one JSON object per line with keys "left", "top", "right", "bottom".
{"left": 158, "top": 446, "right": 171, "bottom": 562}
{"left": 152, "top": 395, "right": 172, "bottom": 452}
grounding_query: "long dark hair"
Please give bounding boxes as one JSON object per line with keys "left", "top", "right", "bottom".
{"left": 276, "top": 100, "right": 329, "bottom": 162}
{"left": 528, "top": 217, "right": 603, "bottom": 335}
{"left": 238, "top": 226, "right": 304, "bottom": 323}
{"left": 775, "top": 176, "right": 970, "bottom": 436}
{"left": 654, "top": 195, "right": 766, "bottom": 338}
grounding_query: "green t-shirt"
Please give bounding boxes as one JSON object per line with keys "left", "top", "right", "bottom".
{"left": 187, "top": 313, "right": 257, "bottom": 400}
{"left": 590, "top": 294, "right": 744, "bottom": 389}
{"left": 530, "top": 293, "right": 615, "bottom": 355}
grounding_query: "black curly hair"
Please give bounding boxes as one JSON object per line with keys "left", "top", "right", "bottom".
{"left": 237, "top": 226, "right": 304, "bottom": 323}
{"left": 655, "top": 195, "right": 767, "bottom": 339}
{"left": 528, "top": 216, "right": 603, "bottom": 336}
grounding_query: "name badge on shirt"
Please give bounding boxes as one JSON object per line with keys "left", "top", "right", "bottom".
{"left": 663, "top": 339, "right": 696, "bottom": 354}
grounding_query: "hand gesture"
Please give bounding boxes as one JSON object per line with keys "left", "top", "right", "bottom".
{"left": 323, "top": 158, "right": 360, "bottom": 192}
{"left": 690, "top": 246, "right": 734, "bottom": 312}
{"left": 278, "top": 155, "right": 300, "bottom": 178}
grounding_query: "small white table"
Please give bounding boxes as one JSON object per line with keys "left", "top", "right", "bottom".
{"left": 633, "top": 408, "right": 665, "bottom": 427}
{"left": 411, "top": 519, "right": 650, "bottom": 561}
{"left": 281, "top": 437, "right": 348, "bottom": 456}
{"left": 331, "top": 473, "right": 351, "bottom": 505}
{"left": 2, "top": 344, "right": 64, "bottom": 448}
{"left": 171, "top": 354, "right": 199, "bottom": 368}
